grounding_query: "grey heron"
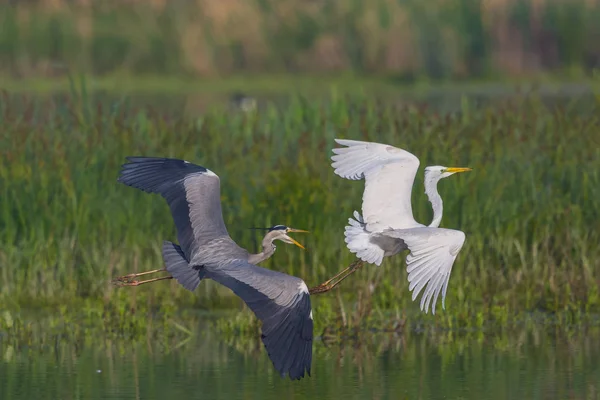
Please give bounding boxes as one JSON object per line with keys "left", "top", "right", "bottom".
{"left": 310, "top": 139, "right": 472, "bottom": 315}
{"left": 112, "top": 157, "right": 313, "bottom": 380}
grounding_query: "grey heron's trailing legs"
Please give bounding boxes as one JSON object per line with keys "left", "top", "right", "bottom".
{"left": 307, "top": 259, "right": 364, "bottom": 295}
{"left": 112, "top": 260, "right": 365, "bottom": 294}
{"left": 112, "top": 269, "right": 172, "bottom": 286}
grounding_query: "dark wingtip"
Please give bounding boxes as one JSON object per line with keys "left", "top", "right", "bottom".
{"left": 288, "top": 368, "right": 310, "bottom": 381}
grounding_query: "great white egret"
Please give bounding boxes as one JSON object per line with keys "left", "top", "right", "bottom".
{"left": 322, "top": 139, "right": 471, "bottom": 315}
{"left": 112, "top": 157, "right": 312, "bottom": 380}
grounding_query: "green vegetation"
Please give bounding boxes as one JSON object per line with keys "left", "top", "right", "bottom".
{"left": 1, "top": 0, "right": 600, "bottom": 80}
{"left": 1, "top": 78, "right": 599, "bottom": 339}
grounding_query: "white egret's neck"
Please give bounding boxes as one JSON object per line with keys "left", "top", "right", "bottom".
{"left": 424, "top": 172, "right": 444, "bottom": 228}
{"left": 247, "top": 232, "right": 277, "bottom": 264}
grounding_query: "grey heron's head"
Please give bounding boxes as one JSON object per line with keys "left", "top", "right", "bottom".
{"left": 425, "top": 166, "right": 472, "bottom": 182}
{"left": 250, "top": 225, "right": 309, "bottom": 250}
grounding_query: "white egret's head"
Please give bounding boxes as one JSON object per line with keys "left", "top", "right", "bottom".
{"left": 425, "top": 166, "right": 472, "bottom": 181}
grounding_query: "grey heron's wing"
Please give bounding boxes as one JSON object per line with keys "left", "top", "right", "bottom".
{"left": 117, "top": 157, "right": 229, "bottom": 259}
{"left": 331, "top": 139, "right": 422, "bottom": 231}
{"left": 381, "top": 227, "right": 466, "bottom": 314}
{"left": 205, "top": 260, "right": 313, "bottom": 380}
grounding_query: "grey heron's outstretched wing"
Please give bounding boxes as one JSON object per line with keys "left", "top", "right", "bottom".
{"left": 117, "top": 157, "right": 229, "bottom": 259}
{"left": 205, "top": 260, "right": 313, "bottom": 380}
{"left": 381, "top": 227, "right": 466, "bottom": 315}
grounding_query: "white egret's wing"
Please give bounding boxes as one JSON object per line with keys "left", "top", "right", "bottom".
{"left": 331, "top": 139, "right": 422, "bottom": 231}
{"left": 205, "top": 259, "right": 313, "bottom": 380}
{"left": 382, "top": 227, "right": 466, "bottom": 314}
{"left": 118, "top": 157, "right": 230, "bottom": 259}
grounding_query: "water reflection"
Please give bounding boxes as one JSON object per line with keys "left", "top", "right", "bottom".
{"left": 2, "top": 319, "right": 599, "bottom": 400}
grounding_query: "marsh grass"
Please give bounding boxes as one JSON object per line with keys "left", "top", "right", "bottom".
{"left": 2, "top": 0, "right": 600, "bottom": 79}
{"left": 1, "top": 81, "right": 600, "bottom": 332}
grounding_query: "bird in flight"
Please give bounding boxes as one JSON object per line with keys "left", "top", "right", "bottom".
{"left": 311, "top": 139, "right": 472, "bottom": 315}
{"left": 112, "top": 157, "right": 313, "bottom": 380}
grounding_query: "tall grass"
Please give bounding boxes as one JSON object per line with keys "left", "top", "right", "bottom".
{"left": 1, "top": 83, "right": 599, "bottom": 328}
{"left": 1, "top": 0, "right": 600, "bottom": 79}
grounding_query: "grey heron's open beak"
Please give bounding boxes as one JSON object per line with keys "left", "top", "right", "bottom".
{"left": 287, "top": 228, "right": 309, "bottom": 233}
{"left": 284, "top": 228, "right": 309, "bottom": 250}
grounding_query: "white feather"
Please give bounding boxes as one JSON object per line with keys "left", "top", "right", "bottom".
{"left": 383, "top": 227, "right": 466, "bottom": 314}
{"left": 331, "top": 138, "right": 469, "bottom": 315}
{"left": 343, "top": 211, "right": 385, "bottom": 266}
{"left": 332, "top": 139, "right": 422, "bottom": 231}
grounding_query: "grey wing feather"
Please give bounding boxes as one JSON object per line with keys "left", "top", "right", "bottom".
{"left": 117, "top": 157, "right": 230, "bottom": 259}
{"left": 162, "top": 241, "right": 204, "bottom": 291}
{"left": 205, "top": 260, "right": 313, "bottom": 380}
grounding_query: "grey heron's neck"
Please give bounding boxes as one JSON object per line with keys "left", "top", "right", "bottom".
{"left": 424, "top": 175, "right": 443, "bottom": 228}
{"left": 247, "top": 235, "right": 276, "bottom": 264}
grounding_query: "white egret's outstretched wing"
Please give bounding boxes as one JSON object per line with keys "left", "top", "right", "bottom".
{"left": 331, "top": 139, "right": 422, "bottom": 231}
{"left": 381, "top": 227, "right": 466, "bottom": 314}
{"left": 205, "top": 260, "right": 313, "bottom": 380}
{"left": 117, "top": 157, "right": 230, "bottom": 259}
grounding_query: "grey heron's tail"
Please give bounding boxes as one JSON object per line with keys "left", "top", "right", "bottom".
{"left": 162, "top": 241, "right": 204, "bottom": 291}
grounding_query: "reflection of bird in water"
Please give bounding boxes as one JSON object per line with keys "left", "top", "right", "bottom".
{"left": 112, "top": 157, "right": 312, "bottom": 380}
{"left": 315, "top": 139, "right": 472, "bottom": 315}
{"left": 229, "top": 92, "right": 257, "bottom": 112}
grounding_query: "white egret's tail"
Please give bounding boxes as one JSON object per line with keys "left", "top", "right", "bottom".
{"left": 344, "top": 211, "right": 385, "bottom": 266}
{"left": 162, "top": 241, "right": 204, "bottom": 291}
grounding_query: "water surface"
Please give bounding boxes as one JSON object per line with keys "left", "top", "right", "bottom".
{"left": 2, "top": 320, "right": 599, "bottom": 400}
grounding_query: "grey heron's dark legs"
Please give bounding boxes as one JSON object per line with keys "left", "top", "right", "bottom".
{"left": 112, "top": 268, "right": 173, "bottom": 287}
{"left": 309, "top": 260, "right": 364, "bottom": 295}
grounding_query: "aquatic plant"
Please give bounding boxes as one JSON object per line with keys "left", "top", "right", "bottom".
{"left": 0, "top": 82, "right": 599, "bottom": 327}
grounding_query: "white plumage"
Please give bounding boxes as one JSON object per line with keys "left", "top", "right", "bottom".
{"left": 332, "top": 139, "right": 422, "bottom": 231}
{"left": 331, "top": 138, "right": 471, "bottom": 315}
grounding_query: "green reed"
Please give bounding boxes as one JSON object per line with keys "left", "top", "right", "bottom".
{"left": 1, "top": 85, "right": 599, "bottom": 329}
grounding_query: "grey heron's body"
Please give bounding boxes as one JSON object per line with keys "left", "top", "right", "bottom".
{"left": 116, "top": 157, "right": 312, "bottom": 380}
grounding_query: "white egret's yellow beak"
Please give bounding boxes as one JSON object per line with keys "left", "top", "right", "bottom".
{"left": 446, "top": 167, "right": 472, "bottom": 174}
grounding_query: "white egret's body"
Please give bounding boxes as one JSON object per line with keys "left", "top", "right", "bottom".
{"left": 331, "top": 139, "right": 471, "bottom": 314}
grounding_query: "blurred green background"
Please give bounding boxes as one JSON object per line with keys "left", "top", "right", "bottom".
{"left": 1, "top": 1, "right": 600, "bottom": 387}
{"left": 1, "top": 0, "right": 600, "bottom": 82}
{"left": 2, "top": 0, "right": 600, "bottom": 324}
